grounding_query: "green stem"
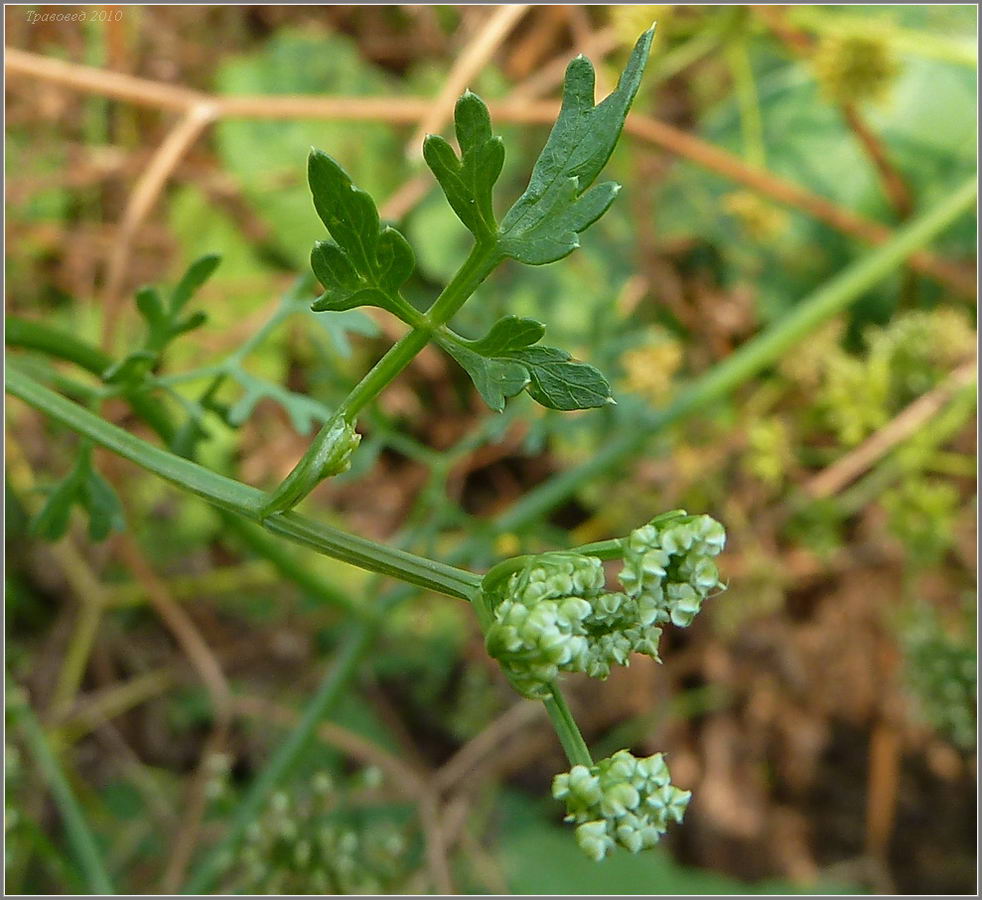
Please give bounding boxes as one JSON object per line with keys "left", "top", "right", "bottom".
{"left": 544, "top": 683, "right": 593, "bottom": 768}
{"left": 217, "top": 512, "right": 371, "bottom": 619}
{"left": 495, "top": 175, "right": 978, "bottom": 533}
{"left": 423, "top": 239, "right": 502, "bottom": 325}
{"left": 266, "top": 240, "right": 502, "bottom": 515}
{"left": 7, "top": 316, "right": 177, "bottom": 440}
{"left": 727, "top": 35, "right": 766, "bottom": 169}
{"left": 183, "top": 617, "right": 381, "bottom": 893}
{"left": 566, "top": 538, "right": 627, "bottom": 560}
{"left": 7, "top": 318, "right": 367, "bottom": 621}
{"left": 13, "top": 697, "right": 114, "bottom": 894}
{"left": 337, "top": 328, "right": 431, "bottom": 421}
{"left": 5, "top": 368, "right": 482, "bottom": 602}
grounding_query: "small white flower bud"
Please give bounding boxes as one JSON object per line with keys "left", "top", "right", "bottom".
{"left": 575, "top": 821, "right": 614, "bottom": 861}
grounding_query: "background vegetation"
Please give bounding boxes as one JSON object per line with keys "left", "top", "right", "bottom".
{"left": 5, "top": 4, "right": 977, "bottom": 894}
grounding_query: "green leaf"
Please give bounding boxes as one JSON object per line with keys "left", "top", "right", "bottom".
{"left": 307, "top": 307, "right": 379, "bottom": 358}
{"left": 79, "top": 469, "right": 125, "bottom": 541}
{"left": 307, "top": 149, "right": 416, "bottom": 319}
{"left": 440, "top": 341, "right": 530, "bottom": 412}
{"left": 170, "top": 254, "right": 221, "bottom": 314}
{"left": 509, "top": 346, "right": 613, "bottom": 410}
{"left": 498, "top": 27, "right": 654, "bottom": 265}
{"left": 103, "top": 257, "right": 221, "bottom": 384}
{"left": 423, "top": 91, "right": 505, "bottom": 240}
{"left": 29, "top": 449, "right": 124, "bottom": 542}
{"left": 135, "top": 287, "right": 167, "bottom": 334}
{"left": 30, "top": 472, "right": 82, "bottom": 541}
{"left": 101, "top": 350, "right": 157, "bottom": 386}
{"left": 466, "top": 315, "right": 546, "bottom": 355}
{"left": 171, "top": 310, "right": 208, "bottom": 337}
{"left": 439, "top": 316, "right": 613, "bottom": 412}
{"left": 225, "top": 369, "right": 330, "bottom": 435}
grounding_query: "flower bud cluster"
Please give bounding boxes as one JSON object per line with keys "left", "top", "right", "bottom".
{"left": 619, "top": 512, "right": 726, "bottom": 629}
{"left": 223, "top": 769, "right": 410, "bottom": 894}
{"left": 552, "top": 750, "right": 691, "bottom": 860}
{"left": 484, "top": 513, "right": 725, "bottom": 697}
{"left": 813, "top": 34, "right": 898, "bottom": 106}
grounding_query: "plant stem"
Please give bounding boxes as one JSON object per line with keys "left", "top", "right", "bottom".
{"left": 495, "top": 174, "right": 977, "bottom": 533}
{"left": 7, "top": 316, "right": 368, "bottom": 621}
{"left": 727, "top": 35, "right": 766, "bottom": 169}
{"left": 13, "top": 697, "right": 114, "bottom": 894}
{"left": 6, "top": 316, "right": 177, "bottom": 440}
{"left": 6, "top": 368, "right": 482, "bottom": 602}
{"left": 268, "top": 240, "right": 503, "bottom": 513}
{"left": 337, "top": 328, "right": 431, "bottom": 421}
{"left": 544, "top": 683, "right": 593, "bottom": 768}
{"left": 217, "top": 512, "right": 369, "bottom": 617}
{"left": 423, "top": 239, "right": 503, "bottom": 325}
{"left": 333, "top": 239, "right": 501, "bottom": 424}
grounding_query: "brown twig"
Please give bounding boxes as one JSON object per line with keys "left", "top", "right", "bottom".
{"left": 567, "top": 5, "right": 611, "bottom": 96}
{"left": 160, "top": 725, "right": 230, "bottom": 892}
{"left": 804, "top": 359, "right": 977, "bottom": 500}
{"left": 505, "top": 5, "right": 569, "bottom": 81}
{"left": 113, "top": 534, "right": 232, "bottom": 722}
{"left": 753, "top": 6, "right": 915, "bottom": 220}
{"left": 865, "top": 720, "right": 901, "bottom": 872}
{"left": 57, "top": 666, "right": 183, "bottom": 742}
{"left": 509, "top": 27, "right": 618, "bottom": 100}
{"left": 405, "top": 4, "right": 531, "bottom": 159}
{"left": 379, "top": 175, "right": 431, "bottom": 222}
{"left": 101, "top": 102, "right": 219, "bottom": 352}
{"left": 433, "top": 698, "right": 543, "bottom": 794}
{"left": 5, "top": 46, "right": 205, "bottom": 109}
{"left": 840, "top": 103, "right": 913, "bottom": 219}
{"left": 620, "top": 113, "right": 974, "bottom": 295}
{"left": 7, "top": 47, "right": 972, "bottom": 295}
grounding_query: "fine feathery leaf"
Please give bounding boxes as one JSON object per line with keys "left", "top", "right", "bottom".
{"left": 422, "top": 91, "right": 505, "bottom": 241}
{"left": 79, "top": 468, "right": 126, "bottom": 541}
{"left": 102, "top": 256, "right": 219, "bottom": 384}
{"left": 307, "top": 149, "right": 416, "bottom": 319}
{"left": 439, "top": 316, "right": 613, "bottom": 412}
{"left": 225, "top": 369, "right": 330, "bottom": 435}
{"left": 30, "top": 448, "right": 125, "bottom": 542}
{"left": 30, "top": 470, "right": 81, "bottom": 541}
{"left": 497, "top": 26, "right": 655, "bottom": 265}
{"left": 170, "top": 254, "right": 221, "bottom": 314}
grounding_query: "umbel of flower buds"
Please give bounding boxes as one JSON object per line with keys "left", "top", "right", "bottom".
{"left": 483, "top": 512, "right": 725, "bottom": 698}
{"left": 553, "top": 750, "right": 691, "bottom": 860}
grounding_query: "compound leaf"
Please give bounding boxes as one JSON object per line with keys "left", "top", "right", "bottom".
{"left": 30, "top": 449, "right": 125, "bottom": 542}
{"left": 498, "top": 27, "right": 654, "bottom": 265}
{"left": 440, "top": 340, "right": 530, "bottom": 412}
{"left": 508, "top": 345, "right": 613, "bottom": 410}
{"left": 225, "top": 369, "right": 330, "bottom": 435}
{"left": 423, "top": 91, "right": 504, "bottom": 241}
{"left": 307, "top": 149, "right": 416, "bottom": 319}
{"left": 103, "top": 256, "right": 220, "bottom": 384}
{"left": 440, "top": 316, "right": 613, "bottom": 412}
